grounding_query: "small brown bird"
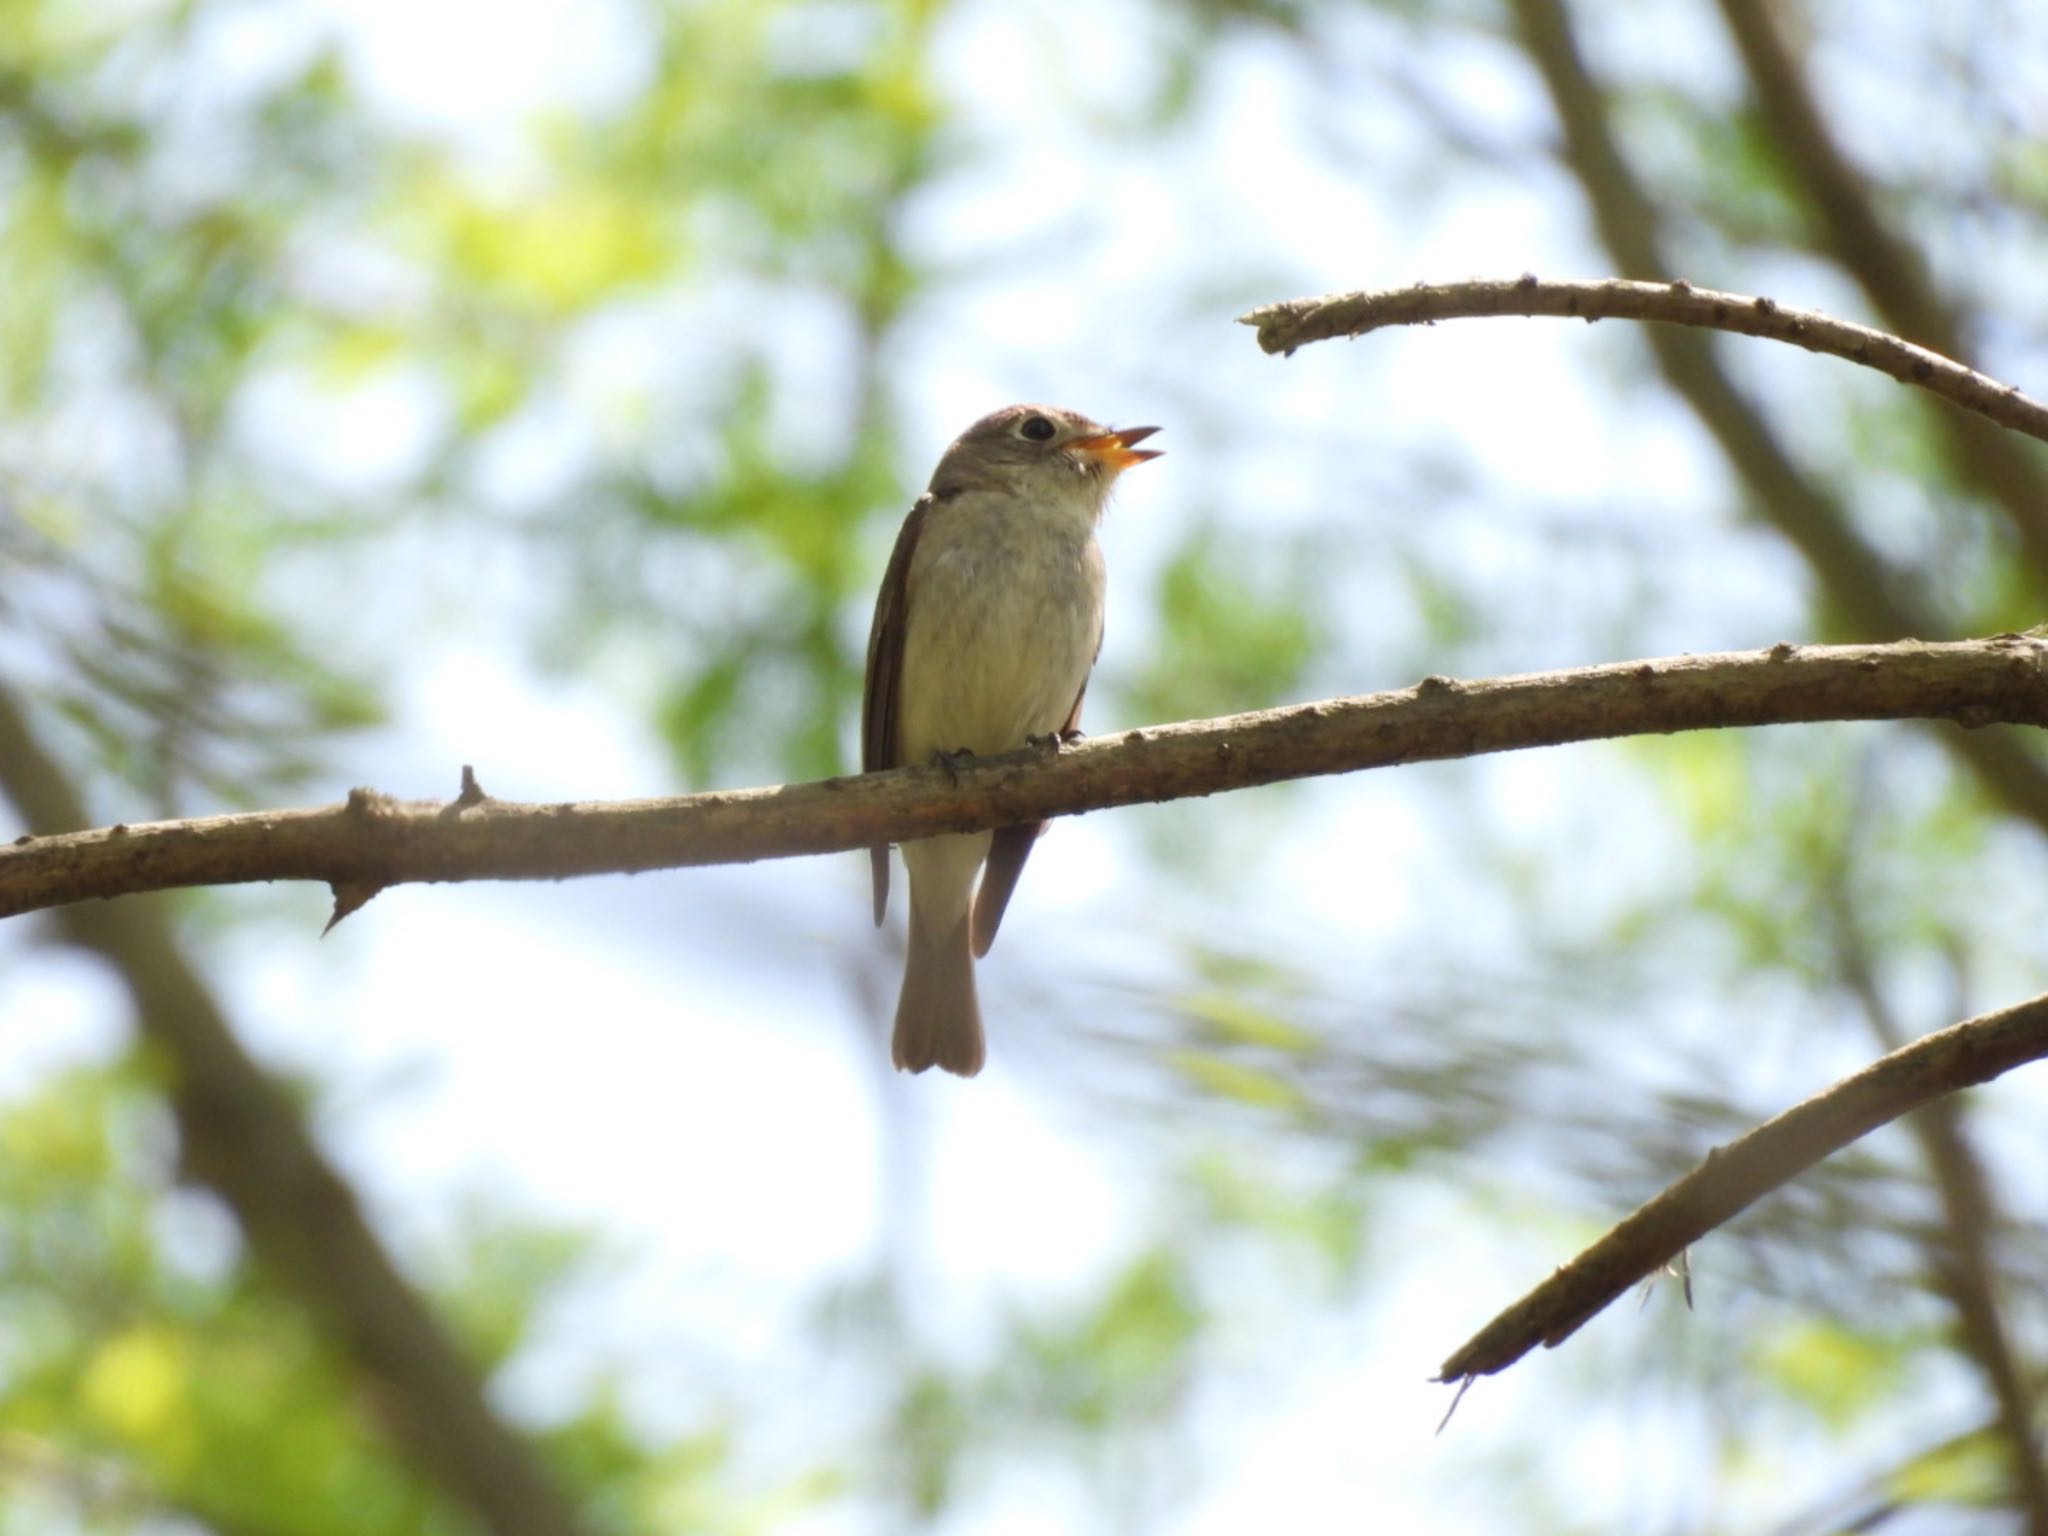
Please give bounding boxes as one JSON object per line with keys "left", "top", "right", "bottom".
{"left": 862, "top": 404, "right": 1162, "bottom": 1075}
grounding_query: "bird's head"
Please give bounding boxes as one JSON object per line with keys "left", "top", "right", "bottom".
{"left": 931, "top": 404, "right": 1161, "bottom": 515}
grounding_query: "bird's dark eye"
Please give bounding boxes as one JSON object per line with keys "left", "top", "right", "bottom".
{"left": 1019, "top": 414, "right": 1056, "bottom": 442}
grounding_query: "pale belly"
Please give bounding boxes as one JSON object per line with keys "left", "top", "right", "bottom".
{"left": 894, "top": 510, "right": 1104, "bottom": 765}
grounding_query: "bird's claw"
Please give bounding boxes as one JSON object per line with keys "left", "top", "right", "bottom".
{"left": 934, "top": 747, "right": 976, "bottom": 785}
{"left": 1026, "top": 728, "right": 1084, "bottom": 757}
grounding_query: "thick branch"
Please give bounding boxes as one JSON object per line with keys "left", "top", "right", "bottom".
{"left": 1437, "top": 990, "right": 2048, "bottom": 1384}
{"left": 4, "top": 637, "right": 2047, "bottom": 920}
{"left": 1712, "top": 0, "right": 2048, "bottom": 588}
{"left": 1239, "top": 276, "right": 2048, "bottom": 449}
{"left": 0, "top": 689, "right": 590, "bottom": 1536}
{"left": 1493, "top": 0, "right": 2048, "bottom": 842}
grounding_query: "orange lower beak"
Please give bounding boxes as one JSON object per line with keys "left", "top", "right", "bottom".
{"left": 1069, "top": 424, "right": 1163, "bottom": 473}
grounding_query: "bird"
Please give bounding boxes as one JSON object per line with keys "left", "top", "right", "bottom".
{"left": 861, "top": 403, "right": 1162, "bottom": 1076}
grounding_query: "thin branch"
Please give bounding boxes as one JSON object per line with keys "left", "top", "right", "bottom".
{"left": 0, "top": 689, "right": 592, "bottom": 1536}
{"left": 4, "top": 638, "right": 2047, "bottom": 921}
{"left": 1437, "top": 990, "right": 2048, "bottom": 1384}
{"left": 1239, "top": 276, "right": 2048, "bottom": 449}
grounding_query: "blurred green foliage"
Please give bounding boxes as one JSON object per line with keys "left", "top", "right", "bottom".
{"left": 0, "top": 1068, "right": 457, "bottom": 1534}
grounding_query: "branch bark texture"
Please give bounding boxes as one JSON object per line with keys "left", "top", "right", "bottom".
{"left": 1240, "top": 276, "right": 2048, "bottom": 449}
{"left": 4, "top": 638, "right": 2047, "bottom": 921}
{"left": 1438, "top": 990, "right": 2048, "bottom": 1384}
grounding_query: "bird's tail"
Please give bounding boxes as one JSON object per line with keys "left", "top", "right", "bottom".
{"left": 893, "top": 901, "right": 984, "bottom": 1077}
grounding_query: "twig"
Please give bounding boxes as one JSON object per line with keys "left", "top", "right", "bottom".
{"left": 1240, "top": 277, "right": 2048, "bottom": 449}
{"left": 1437, "top": 990, "right": 2048, "bottom": 1383}
{"left": 5, "top": 637, "right": 2047, "bottom": 921}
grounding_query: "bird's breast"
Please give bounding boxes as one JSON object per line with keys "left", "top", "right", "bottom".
{"left": 895, "top": 498, "right": 1105, "bottom": 763}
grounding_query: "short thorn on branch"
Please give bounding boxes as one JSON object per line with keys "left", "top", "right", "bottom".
{"left": 322, "top": 880, "right": 383, "bottom": 937}
{"left": 441, "top": 763, "right": 491, "bottom": 818}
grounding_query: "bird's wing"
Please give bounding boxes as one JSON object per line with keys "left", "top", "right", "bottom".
{"left": 972, "top": 820, "right": 1041, "bottom": 959}
{"left": 970, "top": 673, "right": 1091, "bottom": 959}
{"left": 862, "top": 492, "right": 934, "bottom": 925}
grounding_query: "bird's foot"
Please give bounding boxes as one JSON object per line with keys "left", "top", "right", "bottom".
{"left": 1025, "top": 728, "right": 1084, "bottom": 757}
{"left": 934, "top": 747, "right": 976, "bottom": 785}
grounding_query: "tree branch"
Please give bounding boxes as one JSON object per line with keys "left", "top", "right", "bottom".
{"left": 1239, "top": 276, "right": 2048, "bottom": 449}
{"left": 4, "top": 637, "right": 2046, "bottom": 921}
{"left": 0, "top": 688, "right": 591, "bottom": 1536}
{"left": 1826, "top": 881, "right": 2048, "bottom": 1535}
{"left": 1437, "top": 990, "right": 2048, "bottom": 1384}
{"left": 1711, "top": 0, "right": 2048, "bottom": 588}
{"left": 1487, "top": 0, "right": 2048, "bottom": 843}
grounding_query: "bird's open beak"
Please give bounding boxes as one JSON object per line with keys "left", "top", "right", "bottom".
{"left": 1068, "top": 424, "right": 1163, "bottom": 473}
